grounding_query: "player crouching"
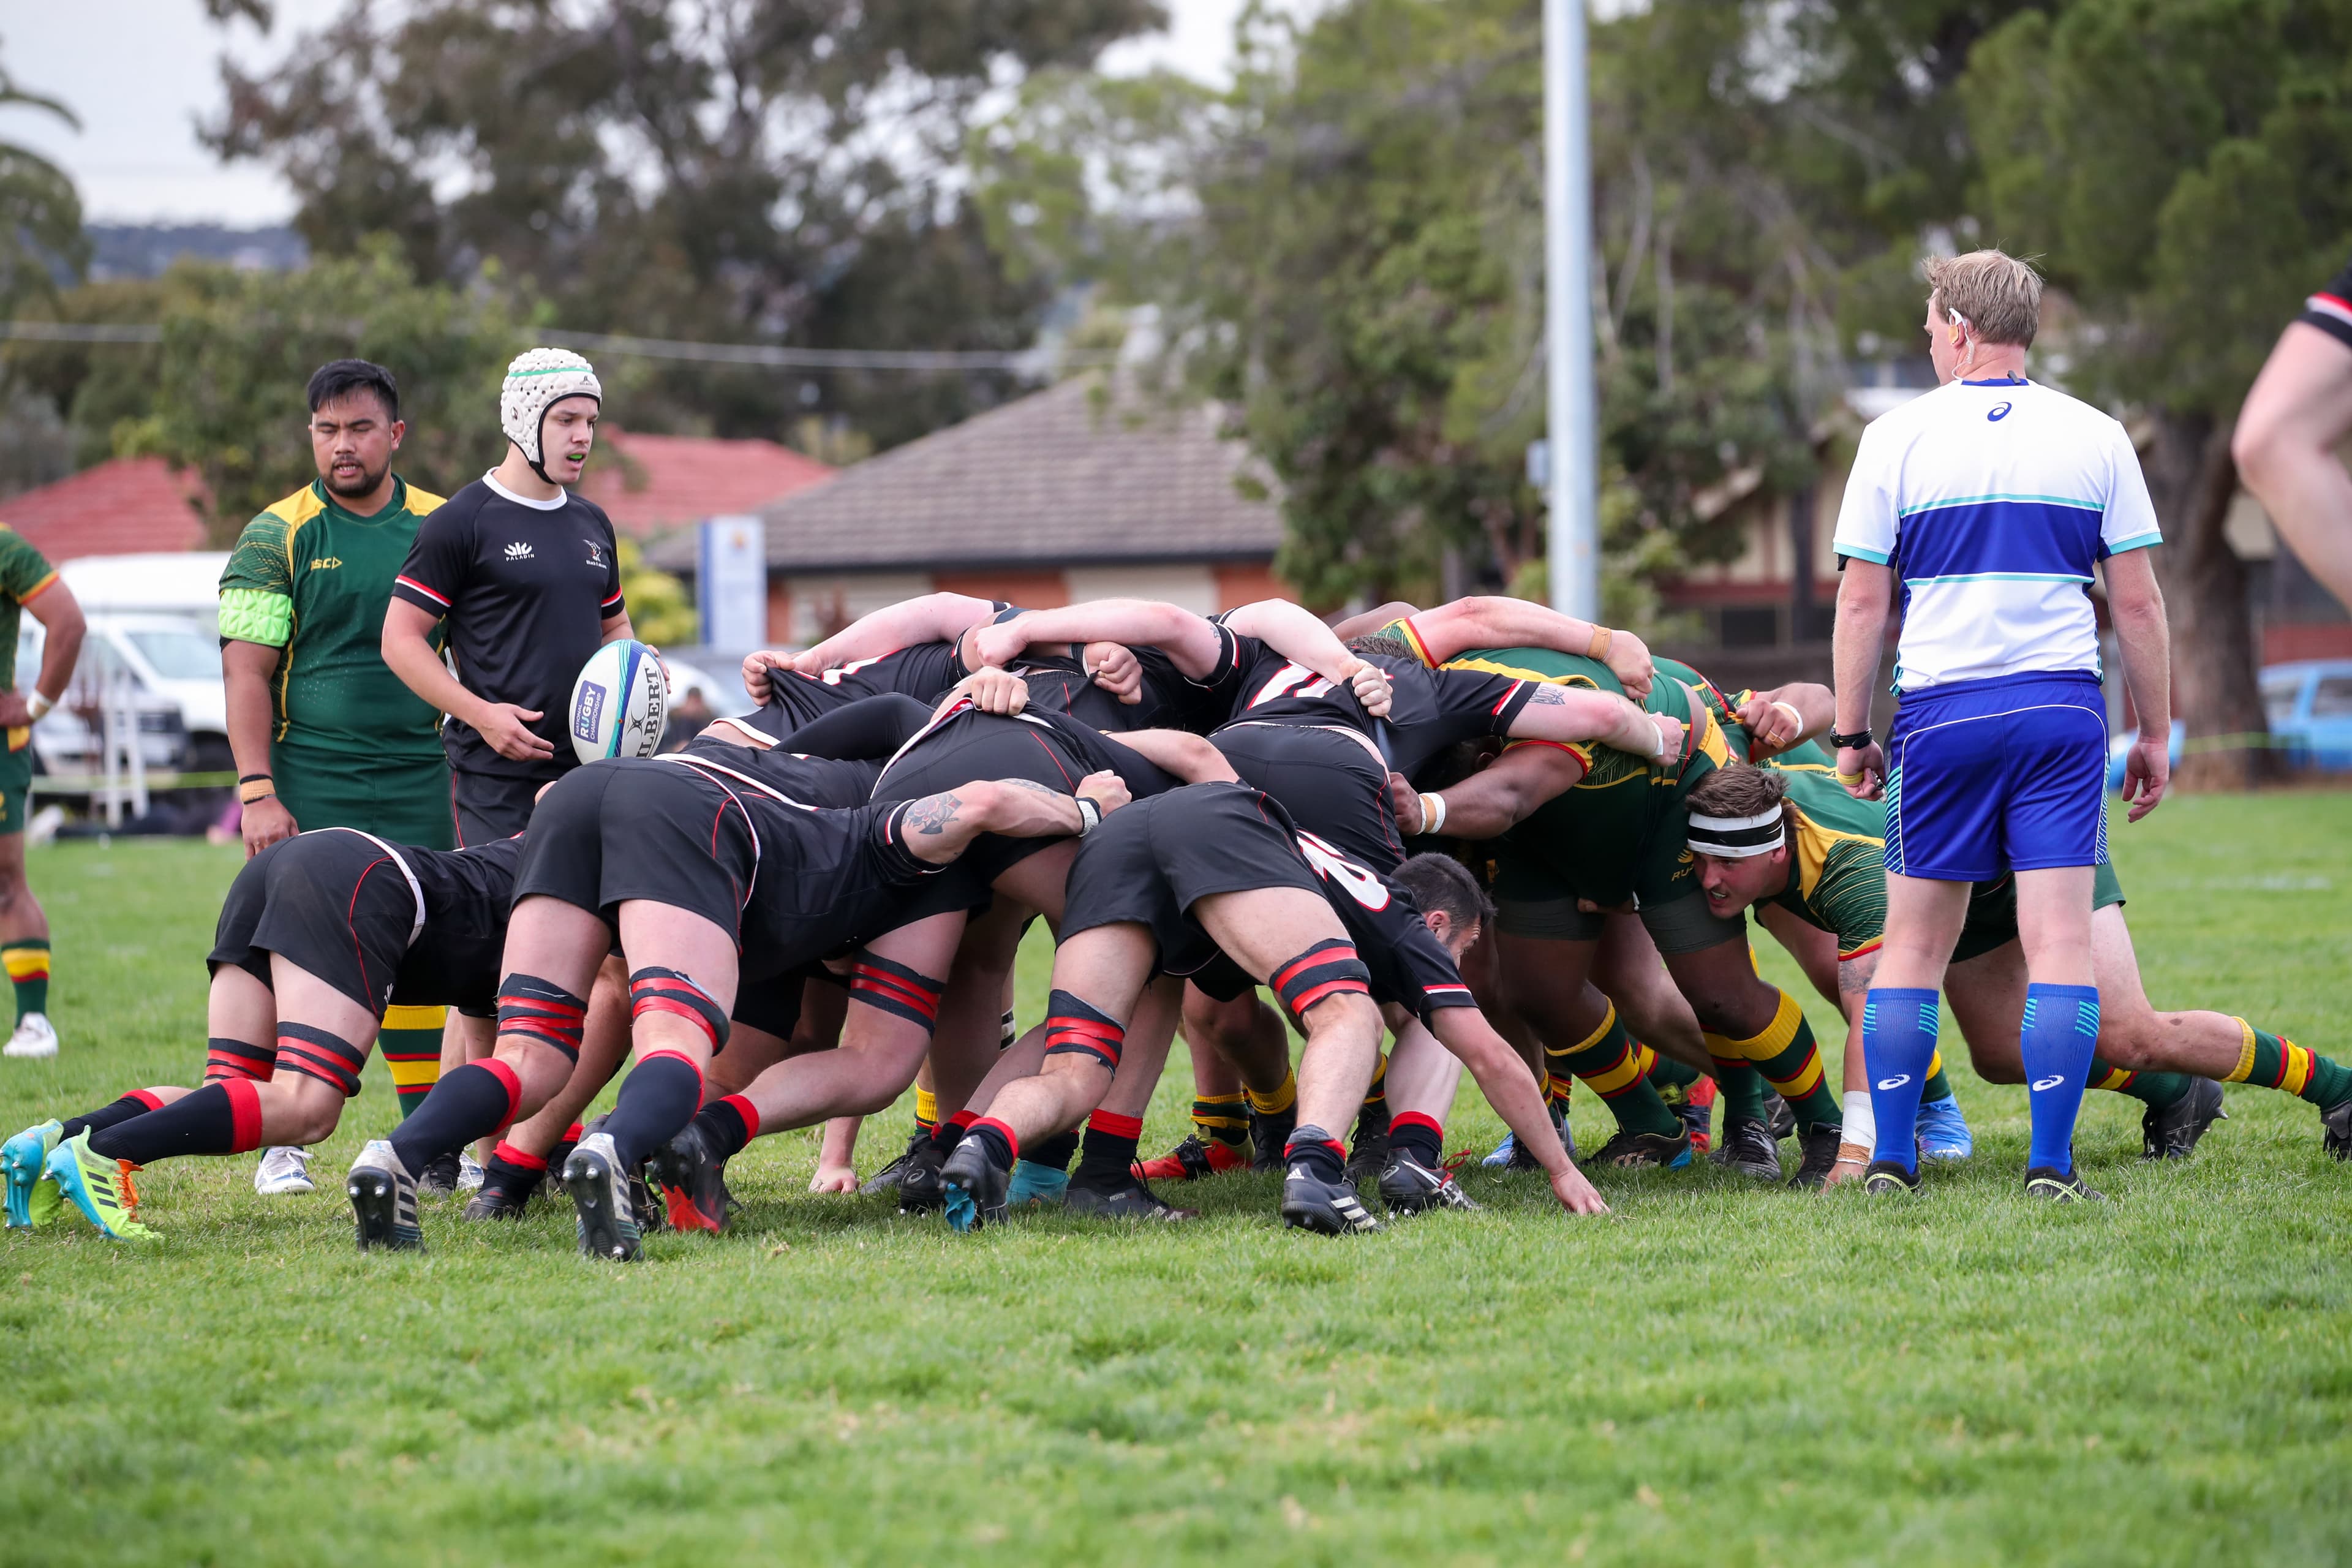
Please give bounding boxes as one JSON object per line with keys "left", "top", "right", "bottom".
{"left": 939, "top": 782, "right": 1609, "bottom": 1234}
{"left": 3, "top": 828, "right": 532, "bottom": 1239}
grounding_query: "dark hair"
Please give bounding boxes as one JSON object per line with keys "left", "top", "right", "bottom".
{"left": 1346, "top": 633, "right": 1415, "bottom": 663}
{"left": 306, "top": 359, "right": 399, "bottom": 422}
{"left": 1393, "top": 852, "right": 1495, "bottom": 933}
{"left": 1684, "top": 760, "right": 1790, "bottom": 823}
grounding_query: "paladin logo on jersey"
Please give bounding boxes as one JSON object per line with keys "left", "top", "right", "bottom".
{"left": 505, "top": 541, "right": 535, "bottom": 561}
{"left": 571, "top": 683, "right": 606, "bottom": 744}
{"left": 584, "top": 541, "right": 606, "bottom": 568}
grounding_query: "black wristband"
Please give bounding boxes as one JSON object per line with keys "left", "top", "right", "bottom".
{"left": 1828, "top": 728, "right": 1872, "bottom": 751}
{"left": 1074, "top": 795, "right": 1102, "bottom": 837}
{"left": 238, "top": 772, "right": 273, "bottom": 784}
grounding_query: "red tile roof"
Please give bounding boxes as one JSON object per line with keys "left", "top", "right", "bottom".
{"left": 0, "top": 456, "right": 208, "bottom": 560}
{"left": 579, "top": 429, "right": 834, "bottom": 537}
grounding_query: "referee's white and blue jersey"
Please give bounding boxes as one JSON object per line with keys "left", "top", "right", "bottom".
{"left": 1831, "top": 375, "right": 2161, "bottom": 880}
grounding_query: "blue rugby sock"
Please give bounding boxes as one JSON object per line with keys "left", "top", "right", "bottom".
{"left": 2021, "top": 983, "right": 2101, "bottom": 1175}
{"left": 1863, "top": 988, "right": 1940, "bottom": 1175}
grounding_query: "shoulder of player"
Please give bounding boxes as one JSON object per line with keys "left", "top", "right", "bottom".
{"left": 399, "top": 477, "right": 451, "bottom": 516}
{"left": 238, "top": 483, "right": 325, "bottom": 540}
{"left": 564, "top": 492, "right": 618, "bottom": 535}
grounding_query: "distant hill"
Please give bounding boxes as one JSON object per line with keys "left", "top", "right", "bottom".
{"left": 85, "top": 224, "right": 307, "bottom": 281}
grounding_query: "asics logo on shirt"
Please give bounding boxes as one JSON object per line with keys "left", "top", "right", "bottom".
{"left": 503, "top": 541, "right": 535, "bottom": 561}
{"left": 2030, "top": 1073, "right": 2066, "bottom": 1091}
{"left": 1875, "top": 1074, "right": 1912, "bottom": 1091}
{"left": 1987, "top": 401, "right": 2013, "bottom": 421}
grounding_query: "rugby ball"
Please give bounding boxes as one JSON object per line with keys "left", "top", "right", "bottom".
{"left": 570, "top": 639, "right": 669, "bottom": 763}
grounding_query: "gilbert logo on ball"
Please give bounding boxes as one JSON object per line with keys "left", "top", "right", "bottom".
{"left": 569, "top": 639, "right": 669, "bottom": 763}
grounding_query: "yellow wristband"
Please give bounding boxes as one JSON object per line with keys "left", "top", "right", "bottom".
{"left": 239, "top": 779, "right": 277, "bottom": 805}
{"left": 1836, "top": 770, "right": 1864, "bottom": 786}
{"left": 1586, "top": 625, "right": 1613, "bottom": 663}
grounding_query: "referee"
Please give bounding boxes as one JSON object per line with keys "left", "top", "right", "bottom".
{"left": 380, "top": 348, "right": 635, "bottom": 844}
{"left": 218, "top": 359, "right": 454, "bottom": 1195}
{"left": 1828, "top": 249, "right": 2172, "bottom": 1203}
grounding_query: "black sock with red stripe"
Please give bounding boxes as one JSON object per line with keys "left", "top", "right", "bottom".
{"left": 932, "top": 1109, "right": 979, "bottom": 1159}
{"left": 391, "top": 1060, "right": 521, "bottom": 1177}
{"left": 480, "top": 1140, "right": 549, "bottom": 1201}
{"left": 62, "top": 1090, "right": 165, "bottom": 1140}
{"left": 604, "top": 1052, "right": 704, "bottom": 1171}
{"left": 1389, "top": 1110, "right": 1444, "bottom": 1169}
{"left": 964, "top": 1115, "right": 1018, "bottom": 1174}
{"left": 693, "top": 1095, "right": 760, "bottom": 1161}
{"left": 89, "top": 1080, "right": 265, "bottom": 1164}
{"left": 1283, "top": 1124, "right": 1348, "bottom": 1185}
{"left": 1072, "top": 1110, "right": 1142, "bottom": 1189}
{"left": 1024, "top": 1128, "right": 1080, "bottom": 1175}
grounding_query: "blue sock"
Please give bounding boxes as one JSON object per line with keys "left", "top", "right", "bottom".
{"left": 1863, "top": 988, "right": 1940, "bottom": 1175}
{"left": 2021, "top": 983, "right": 2101, "bottom": 1175}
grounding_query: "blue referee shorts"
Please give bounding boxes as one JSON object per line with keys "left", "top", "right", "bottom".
{"left": 1884, "top": 671, "right": 2108, "bottom": 882}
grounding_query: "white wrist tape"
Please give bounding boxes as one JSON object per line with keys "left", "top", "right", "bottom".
{"left": 1418, "top": 793, "right": 1447, "bottom": 835}
{"left": 1842, "top": 1089, "right": 1877, "bottom": 1153}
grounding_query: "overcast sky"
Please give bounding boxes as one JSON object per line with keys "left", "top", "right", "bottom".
{"left": 0, "top": 0, "right": 1256, "bottom": 225}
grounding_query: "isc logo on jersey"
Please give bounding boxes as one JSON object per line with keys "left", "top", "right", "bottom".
{"left": 570, "top": 639, "right": 669, "bottom": 762}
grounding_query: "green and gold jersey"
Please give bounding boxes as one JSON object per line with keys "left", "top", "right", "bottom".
{"left": 0, "top": 527, "right": 59, "bottom": 754}
{"left": 219, "top": 477, "right": 448, "bottom": 760}
{"left": 1755, "top": 758, "right": 1890, "bottom": 959}
{"left": 1403, "top": 632, "right": 1752, "bottom": 908}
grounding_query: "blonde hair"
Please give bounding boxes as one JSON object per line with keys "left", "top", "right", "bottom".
{"left": 1923, "top": 249, "right": 2043, "bottom": 349}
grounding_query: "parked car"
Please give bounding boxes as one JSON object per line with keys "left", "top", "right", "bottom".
{"left": 2260, "top": 659, "right": 2352, "bottom": 772}
{"left": 19, "top": 612, "right": 225, "bottom": 777}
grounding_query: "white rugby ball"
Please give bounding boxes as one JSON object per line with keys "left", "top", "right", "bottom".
{"left": 570, "top": 639, "right": 669, "bottom": 763}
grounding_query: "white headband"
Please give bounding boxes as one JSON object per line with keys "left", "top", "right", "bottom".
{"left": 1687, "top": 806, "right": 1785, "bottom": 859}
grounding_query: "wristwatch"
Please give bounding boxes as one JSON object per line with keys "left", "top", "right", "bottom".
{"left": 1828, "top": 727, "right": 1872, "bottom": 751}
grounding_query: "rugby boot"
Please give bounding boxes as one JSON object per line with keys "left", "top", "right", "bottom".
{"left": 1586, "top": 1127, "right": 1694, "bottom": 1170}
{"left": 859, "top": 1124, "right": 930, "bottom": 1196}
{"left": 1479, "top": 1133, "right": 1520, "bottom": 1168}
{"left": 1916, "top": 1096, "right": 1975, "bottom": 1162}
{"left": 652, "top": 1120, "right": 732, "bottom": 1234}
{"left": 417, "top": 1150, "right": 463, "bottom": 1199}
{"left": 1764, "top": 1090, "right": 1796, "bottom": 1141}
{"left": 1005, "top": 1159, "right": 1072, "bottom": 1208}
{"left": 1861, "top": 1159, "right": 1921, "bottom": 1196}
{"left": 1248, "top": 1102, "right": 1297, "bottom": 1174}
{"left": 561, "top": 1132, "right": 644, "bottom": 1261}
{"left": 1377, "top": 1148, "right": 1480, "bottom": 1215}
{"left": 1713, "top": 1117, "right": 1782, "bottom": 1180}
{"left": 461, "top": 1177, "right": 535, "bottom": 1222}
{"left": 1279, "top": 1127, "right": 1379, "bottom": 1235}
{"left": 1064, "top": 1172, "right": 1199, "bottom": 1223}
{"left": 456, "top": 1151, "right": 486, "bottom": 1193}
{"left": 2, "top": 1118, "right": 62, "bottom": 1228}
{"left": 1787, "top": 1125, "right": 1844, "bottom": 1190}
{"left": 45, "top": 1133, "right": 153, "bottom": 1241}
{"left": 345, "top": 1139, "right": 422, "bottom": 1251}
{"left": 940, "top": 1137, "right": 1011, "bottom": 1233}
{"left": 1346, "top": 1099, "right": 1392, "bottom": 1184}
{"left": 1674, "top": 1076, "right": 1716, "bottom": 1154}
{"left": 2323, "top": 1099, "right": 2352, "bottom": 1161}
{"left": 1133, "top": 1133, "right": 1249, "bottom": 1182}
{"left": 2141, "top": 1077, "right": 2226, "bottom": 1161}
{"left": 895, "top": 1133, "right": 950, "bottom": 1215}
{"left": 630, "top": 1165, "right": 667, "bottom": 1236}
{"left": 2024, "top": 1165, "right": 2104, "bottom": 1202}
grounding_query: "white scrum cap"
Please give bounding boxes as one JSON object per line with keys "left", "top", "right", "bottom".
{"left": 500, "top": 347, "right": 602, "bottom": 472}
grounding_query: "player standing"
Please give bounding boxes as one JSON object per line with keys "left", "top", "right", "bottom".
{"left": 0, "top": 524, "right": 82, "bottom": 1061}
{"left": 380, "top": 349, "right": 635, "bottom": 845}
{"left": 218, "top": 360, "right": 454, "bottom": 1195}
{"left": 1831, "top": 249, "right": 2173, "bottom": 1200}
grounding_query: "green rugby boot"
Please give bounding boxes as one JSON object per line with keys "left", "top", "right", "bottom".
{"left": 3, "top": 1119, "right": 62, "bottom": 1228}
{"left": 44, "top": 1132, "right": 154, "bottom": 1241}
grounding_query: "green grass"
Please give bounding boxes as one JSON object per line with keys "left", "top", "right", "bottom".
{"left": 3, "top": 796, "right": 2351, "bottom": 1566}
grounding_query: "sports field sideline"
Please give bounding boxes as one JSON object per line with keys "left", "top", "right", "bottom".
{"left": 3, "top": 790, "right": 2348, "bottom": 1564}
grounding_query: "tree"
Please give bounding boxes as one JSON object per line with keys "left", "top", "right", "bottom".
{"left": 204, "top": 0, "right": 1164, "bottom": 453}
{"left": 1964, "top": 0, "right": 2352, "bottom": 785}
{"left": 0, "top": 56, "right": 87, "bottom": 316}
{"left": 116, "top": 244, "right": 537, "bottom": 543}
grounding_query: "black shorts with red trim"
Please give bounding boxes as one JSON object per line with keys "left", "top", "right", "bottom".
{"left": 728, "top": 970, "right": 810, "bottom": 1042}
{"left": 209, "top": 831, "right": 417, "bottom": 1014}
{"left": 2298, "top": 258, "right": 2352, "bottom": 352}
{"left": 1210, "top": 722, "right": 1401, "bottom": 871}
{"left": 513, "top": 758, "right": 759, "bottom": 940}
{"left": 1060, "top": 782, "right": 1324, "bottom": 996}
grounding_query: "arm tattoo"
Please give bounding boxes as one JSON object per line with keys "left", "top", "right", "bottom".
{"left": 998, "top": 778, "right": 1058, "bottom": 797}
{"left": 1525, "top": 684, "right": 1568, "bottom": 707}
{"left": 904, "top": 791, "right": 964, "bottom": 835}
{"left": 1838, "top": 952, "right": 1877, "bottom": 996}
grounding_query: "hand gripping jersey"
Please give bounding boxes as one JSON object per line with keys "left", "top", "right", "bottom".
{"left": 1830, "top": 376, "right": 2162, "bottom": 691}
{"left": 718, "top": 602, "right": 1021, "bottom": 746}
{"left": 220, "top": 477, "right": 450, "bottom": 763}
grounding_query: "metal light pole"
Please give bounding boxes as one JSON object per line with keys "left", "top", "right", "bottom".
{"left": 1544, "top": 0, "right": 1600, "bottom": 620}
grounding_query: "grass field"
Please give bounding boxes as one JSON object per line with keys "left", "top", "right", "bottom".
{"left": 2, "top": 794, "right": 2350, "bottom": 1566}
